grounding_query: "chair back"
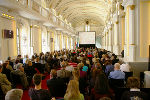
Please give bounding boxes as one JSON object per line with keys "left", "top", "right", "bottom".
{"left": 124, "top": 72, "right": 133, "bottom": 81}
{"left": 109, "top": 78, "right": 125, "bottom": 89}
{"left": 0, "top": 86, "right": 4, "bottom": 100}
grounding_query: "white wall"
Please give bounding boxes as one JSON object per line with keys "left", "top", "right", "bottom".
{"left": 0, "top": 17, "right": 17, "bottom": 61}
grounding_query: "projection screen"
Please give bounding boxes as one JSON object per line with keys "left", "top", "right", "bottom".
{"left": 79, "top": 32, "right": 96, "bottom": 44}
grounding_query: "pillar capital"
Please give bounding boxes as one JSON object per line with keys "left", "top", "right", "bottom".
{"left": 122, "top": 0, "right": 135, "bottom": 12}
{"left": 129, "top": 5, "right": 136, "bottom": 10}
{"left": 113, "top": 13, "right": 119, "bottom": 24}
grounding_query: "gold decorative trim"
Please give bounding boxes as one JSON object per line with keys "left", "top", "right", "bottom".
{"left": 122, "top": 15, "right": 125, "bottom": 18}
{"left": 120, "top": 5, "right": 124, "bottom": 10}
{"left": 110, "top": 28, "right": 112, "bottom": 30}
{"left": 130, "top": 5, "right": 135, "bottom": 10}
{"left": 30, "top": 26, "right": 33, "bottom": 28}
{"left": 116, "top": 21, "right": 119, "bottom": 24}
{"left": 130, "top": 44, "right": 135, "bottom": 45}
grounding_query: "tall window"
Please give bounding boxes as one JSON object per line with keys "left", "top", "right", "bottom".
{"left": 85, "top": 21, "right": 90, "bottom": 31}
{"left": 85, "top": 25, "right": 90, "bottom": 32}
{"left": 16, "top": 28, "right": 20, "bottom": 55}
{"left": 20, "top": 28, "right": 28, "bottom": 56}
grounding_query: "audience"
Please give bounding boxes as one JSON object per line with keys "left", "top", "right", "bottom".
{"left": 29, "top": 74, "right": 51, "bottom": 100}
{"left": 5, "top": 89, "right": 23, "bottom": 100}
{"left": 0, "top": 64, "right": 11, "bottom": 94}
{"left": 64, "top": 80, "right": 84, "bottom": 100}
{"left": 0, "top": 47, "right": 148, "bottom": 100}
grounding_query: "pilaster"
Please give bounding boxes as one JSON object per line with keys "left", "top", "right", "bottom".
{"left": 113, "top": 13, "right": 120, "bottom": 55}
{"left": 122, "top": 0, "right": 136, "bottom": 62}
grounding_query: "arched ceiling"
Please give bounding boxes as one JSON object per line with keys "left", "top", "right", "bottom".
{"left": 45, "top": 0, "right": 113, "bottom": 28}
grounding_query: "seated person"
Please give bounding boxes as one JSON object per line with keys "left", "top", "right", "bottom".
{"left": 100, "top": 97, "right": 111, "bottom": 100}
{"left": 57, "top": 62, "right": 71, "bottom": 79}
{"left": 29, "top": 74, "right": 51, "bottom": 100}
{"left": 5, "top": 89, "right": 23, "bottom": 100}
{"left": 105, "top": 60, "right": 114, "bottom": 76}
{"left": 78, "top": 63, "right": 87, "bottom": 79}
{"left": 47, "top": 69, "right": 66, "bottom": 97}
{"left": 11, "top": 63, "right": 28, "bottom": 89}
{"left": 72, "top": 68, "right": 87, "bottom": 94}
{"left": 120, "top": 62, "right": 131, "bottom": 72}
{"left": 90, "top": 73, "right": 114, "bottom": 100}
{"left": 2, "top": 62, "right": 12, "bottom": 81}
{"left": 5, "top": 61, "right": 13, "bottom": 71}
{"left": 0, "top": 64, "right": 11, "bottom": 94}
{"left": 109, "top": 63, "right": 125, "bottom": 79}
{"left": 33, "top": 57, "right": 43, "bottom": 73}
{"left": 64, "top": 80, "right": 84, "bottom": 100}
{"left": 82, "top": 61, "right": 88, "bottom": 72}
{"left": 24, "top": 61, "right": 37, "bottom": 77}
{"left": 121, "top": 77, "right": 148, "bottom": 100}
{"left": 65, "top": 61, "right": 74, "bottom": 72}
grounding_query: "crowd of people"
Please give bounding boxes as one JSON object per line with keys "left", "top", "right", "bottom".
{"left": 0, "top": 47, "right": 149, "bottom": 100}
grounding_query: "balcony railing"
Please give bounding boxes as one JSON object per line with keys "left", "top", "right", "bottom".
{"left": 16, "top": 0, "right": 75, "bottom": 33}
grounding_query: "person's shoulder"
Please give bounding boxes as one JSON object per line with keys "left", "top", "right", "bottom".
{"left": 28, "top": 88, "right": 35, "bottom": 94}
{"left": 40, "top": 89, "right": 49, "bottom": 93}
{"left": 80, "top": 93, "right": 84, "bottom": 99}
{"left": 0, "top": 73, "right": 6, "bottom": 77}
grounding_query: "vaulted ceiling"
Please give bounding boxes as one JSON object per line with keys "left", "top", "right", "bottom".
{"left": 45, "top": 0, "right": 114, "bottom": 28}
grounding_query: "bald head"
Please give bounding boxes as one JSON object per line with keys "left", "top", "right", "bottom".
{"left": 114, "top": 63, "right": 120, "bottom": 70}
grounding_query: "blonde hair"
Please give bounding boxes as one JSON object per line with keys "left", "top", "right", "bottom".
{"left": 28, "top": 61, "right": 32, "bottom": 66}
{"left": 77, "top": 63, "right": 84, "bottom": 70}
{"left": 64, "top": 80, "right": 81, "bottom": 100}
{"left": 72, "top": 68, "right": 80, "bottom": 80}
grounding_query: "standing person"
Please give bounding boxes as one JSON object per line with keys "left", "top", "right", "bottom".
{"left": 29, "top": 74, "right": 51, "bottom": 100}
{"left": 64, "top": 80, "right": 84, "bottom": 100}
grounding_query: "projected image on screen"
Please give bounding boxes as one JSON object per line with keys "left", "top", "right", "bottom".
{"left": 79, "top": 32, "right": 95, "bottom": 44}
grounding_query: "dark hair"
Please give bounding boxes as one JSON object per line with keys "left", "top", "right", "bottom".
{"left": 33, "top": 74, "right": 42, "bottom": 85}
{"left": 2, "top": 62, "right": 8, "bottom": 68}
{"left": 15, "top": 59, "right": 20, "bottom": 64}
{"left": 7, "top": 57, "right": 11, "bottom": 60}
{"left": 94, "top": 73, "right": 110, "bottom": 94}
{"left": 0, "top": 64, "right": 2, "bottom": 69}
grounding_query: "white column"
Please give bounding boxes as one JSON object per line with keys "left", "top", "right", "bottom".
{"left": 113, "top": 13, "right": 120, "bottom": 55}
{"left": 108, "top": 27, "right": 113, "bottom": 52}
{"left": 122, "top": 0, "right": 136, "bottom": 62}
{"left": 111, "top": 24, "right": 114, "bottom": 53}
{"left": 107, "top": 31, "right": 109, "bottom": 50}
{"left": 124, "top": 13, "right": 127, "bottom": 59}
{"left": 128, "top": 5, "right": 136, "bottom": 61}
{"left": 104, "top": 33, "right": 106, "bottom": 49}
